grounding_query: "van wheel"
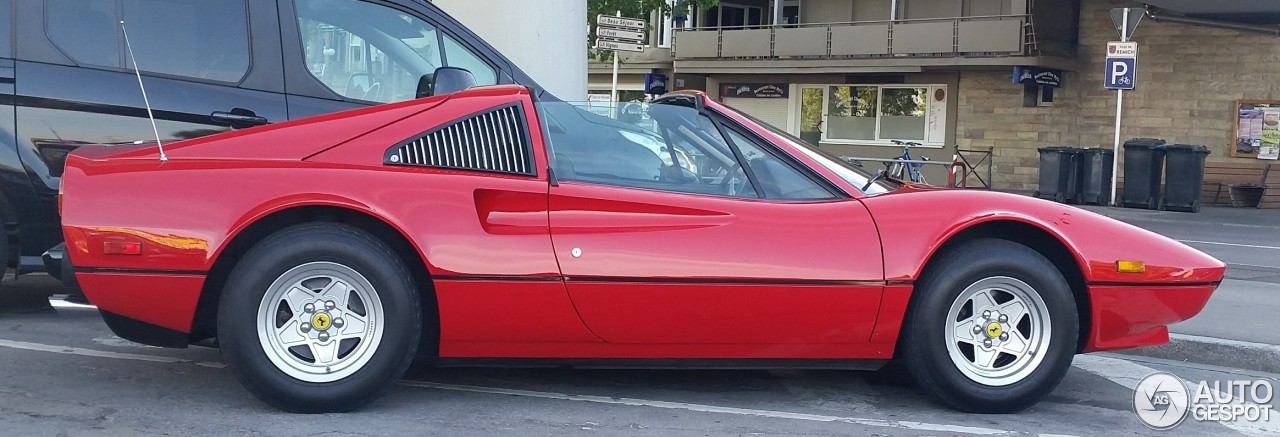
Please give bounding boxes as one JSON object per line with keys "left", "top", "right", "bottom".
{"left": 218, "top": 223, "right": 420, "bottom": 413}
{"left": 900, "top": 238, "right": 1077, "bottom": 413}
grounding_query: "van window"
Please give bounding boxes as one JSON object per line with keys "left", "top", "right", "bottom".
{"left": 295, "top": 0, "right": 498, "bottom": 103}
{"left": 441, "top": 34, "right": 497, "bottom": 87}
{"left": 0, "top": 0, "right": 11, "bottom": 59}
{"left": 45, "top": 0, "right": 251, "bottom": 83}
{"left": 296, "top": 0, "right": 442, "bottom": 103}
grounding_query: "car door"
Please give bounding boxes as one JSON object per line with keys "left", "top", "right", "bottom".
{"left": 541, "top": 100, "right": 885, "bottom": 347}
{"left": 278, "top": 0, "right": 510, "bottom": 120}
{"left": 11, "top": 0, "right": 287, "bottom": 259}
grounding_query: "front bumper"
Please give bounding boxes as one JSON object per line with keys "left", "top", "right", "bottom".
{"left": 1082, "top": 283, "right": 1217, "bottom": 352}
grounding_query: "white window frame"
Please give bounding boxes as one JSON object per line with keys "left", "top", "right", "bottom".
{"left": 792, "top": 84, "right": 947, "bottom": 148}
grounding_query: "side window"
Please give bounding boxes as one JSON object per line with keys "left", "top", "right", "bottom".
{"left": 442, "top": 34, "right": 497, "bottom": 86}
{"left": 45, "top": 0, "right": 251, "bottom": 83}
{"left": 0, "top": 0, "right": 11, "bottom": 59}
{"left": 46, "top": 0, "right": 121, "bottom": 68}
{"left": 296, "top": 0, "right": 442, "bottom": 103}
{"left": 724, "top": 128, "right": 835, "bottom": 200}
{"left": 541, "top": 101, "right": 758, "bottom": 199}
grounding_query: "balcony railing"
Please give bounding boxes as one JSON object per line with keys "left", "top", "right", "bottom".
{"left": 673, "top": 15, "right": 1033, "bottom": 60}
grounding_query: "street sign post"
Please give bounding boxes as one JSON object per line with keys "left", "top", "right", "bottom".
{"left": 1107, "top": 8, "right": 1142, "bottom": 206}
{"left": 595, "top": 13, "right": 648, "bottom": 103}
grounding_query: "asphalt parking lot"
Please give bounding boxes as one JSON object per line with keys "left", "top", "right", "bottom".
{"left": 1, "top": 204, "right": 1278, "bottom": 436}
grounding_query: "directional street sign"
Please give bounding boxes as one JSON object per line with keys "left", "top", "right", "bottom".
{"left": 595, "top": 39, "right": 645, "bottom": 53}
{"left": 595, "top": 15, "right": 647, "bottom": 53}
{"left": 1104, "top": 41, "right": 1138, "bottom": 90}
{"left": 597, "top": 15, "right": 646, "bottom": 30}
{"left": 597, "top": 27, "right": 646, "bottom": 44}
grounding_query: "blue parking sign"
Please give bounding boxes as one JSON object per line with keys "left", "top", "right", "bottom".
{"left": 1105, "top": 57, "right": 1136, "bottom": 90}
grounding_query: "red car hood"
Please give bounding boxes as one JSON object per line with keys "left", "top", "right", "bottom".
{"left": 71, "top": 96, "right": 450, "bottom": 163}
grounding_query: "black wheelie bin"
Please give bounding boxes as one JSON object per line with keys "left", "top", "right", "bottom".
{"left": 1162, "top": 144, "right": 1210, "bottom": 212}
{"left": 1121, "top": 138, "right": 1166, "bottom": 209}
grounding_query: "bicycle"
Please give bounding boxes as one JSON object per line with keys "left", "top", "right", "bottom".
{"left": 886, "top": 140, "right": 928, "bottom": 184}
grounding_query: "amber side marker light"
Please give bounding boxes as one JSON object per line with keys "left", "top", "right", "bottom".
{"left": 1116, "top": 260, "right": 1146, "bottom": 273}
{"left": 104, "top": 241, "right": 143, "bottom": 256}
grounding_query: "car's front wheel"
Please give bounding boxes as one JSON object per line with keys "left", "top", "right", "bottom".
{"left": 218, "top": 223, "right": 421, "bottom": 413}
{"left": 901, "top": 238, "right": 1077, "bottom": 413}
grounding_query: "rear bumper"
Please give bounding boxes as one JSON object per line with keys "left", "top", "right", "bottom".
{"left": 77, "top": 271, "right": 205, "bottom": 346}
{"left": 1082, "top": 283, "right": 1217, "bottom": 352}
{"left": 41, "top": 243, "right": 78, "bottom": 289}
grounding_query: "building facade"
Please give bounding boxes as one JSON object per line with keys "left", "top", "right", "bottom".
{"left": 594, "top": 0, "right": 1280, "bottom": 190}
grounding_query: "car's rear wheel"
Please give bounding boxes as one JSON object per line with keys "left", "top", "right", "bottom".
{"left": 218, "top": 223, "right": 420, "bottom": 413}
{"left": 901, "top": 238, "right": 1077, "bottom": 413}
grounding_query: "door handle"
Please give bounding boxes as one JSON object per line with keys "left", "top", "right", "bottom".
{"left": 210, "top": 108, "right": 269, "bottom": 129}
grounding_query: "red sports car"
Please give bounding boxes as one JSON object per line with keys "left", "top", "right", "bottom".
{"left": 60, "top": 82, "right": 1224, "bottom": 414}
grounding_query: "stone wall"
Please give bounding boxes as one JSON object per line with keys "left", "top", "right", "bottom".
{"left": 958, "top": 0, "right": 1280, "bottom": 191}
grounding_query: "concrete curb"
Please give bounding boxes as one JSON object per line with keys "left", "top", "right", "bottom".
{"left": 1113, "top": 333, "right": 1280, "bottom": 374}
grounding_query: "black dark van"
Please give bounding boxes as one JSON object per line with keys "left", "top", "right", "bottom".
{"left": 0, "top": 0, "right": 543, "bottom": 285}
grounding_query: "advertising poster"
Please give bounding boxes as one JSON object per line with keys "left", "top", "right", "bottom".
{"left": 1235, "top": 100, "right": 1280, "bottom": 158}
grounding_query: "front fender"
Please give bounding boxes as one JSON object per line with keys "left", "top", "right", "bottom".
{"left": 861, "top": 189, "right": 1224, "bottom": 285}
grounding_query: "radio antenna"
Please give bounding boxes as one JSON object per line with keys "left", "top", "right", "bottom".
{"left": 120, "top": 20, "right": 167, "bottom": 162}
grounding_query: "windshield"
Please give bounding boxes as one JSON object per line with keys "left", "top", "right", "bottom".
{"left": 718, "top": 106, "right": 895, "bottom": 195}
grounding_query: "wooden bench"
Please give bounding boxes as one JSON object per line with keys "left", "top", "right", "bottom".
{"left": 1202, "top": 162, "right": 1268, "bottom": 206}
{"left": 1260, "top": 165, "right": 1280, "bottom": 208}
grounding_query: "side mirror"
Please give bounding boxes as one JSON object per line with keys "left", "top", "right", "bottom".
{"left": 418, "top": 66, "right": 476, "bottom": 98}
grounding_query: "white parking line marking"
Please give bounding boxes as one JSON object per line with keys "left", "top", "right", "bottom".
{"left": 0, "top": 338, "right": 226, "bottom": 368}
{"left": 1177, "top": 240, "right": 1280, "bottom": 251}
{"left": 1074, "top": 354, "right": 1278, "bottom": 436}
{"left": 399, "top": 380, "right": 1022, "bottom": 435}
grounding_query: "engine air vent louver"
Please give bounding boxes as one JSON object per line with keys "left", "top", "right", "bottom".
{"left": 384, "top": 103, "right": 534, "bottom": 176}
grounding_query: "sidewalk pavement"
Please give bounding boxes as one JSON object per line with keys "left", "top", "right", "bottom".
{"left": 1071, "top": 203, "right": 1280, "bottom": 373}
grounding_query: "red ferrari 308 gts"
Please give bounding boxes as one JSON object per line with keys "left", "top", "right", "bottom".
{"left": 60, "top": 82, "right": 1224, "bottom": 413}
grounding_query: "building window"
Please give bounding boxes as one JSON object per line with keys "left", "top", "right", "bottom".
{"left": 799, "top": 84, "right": 947, "bottom": 146}
{"left": 702, "top": 3, "right": 764, "bottom": 28}
{"left": 1024, "top": 84, "right": 1055, "bottom": 107}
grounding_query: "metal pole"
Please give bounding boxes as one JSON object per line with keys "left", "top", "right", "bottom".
{"left": 611, "top": 10, "right": 621, "bottom": 104}
{"left": 1109, "top": 8, "right": 1129, "bottom": 206}
{"left": 773, "top": 0, "right": 783, "bottom": 25}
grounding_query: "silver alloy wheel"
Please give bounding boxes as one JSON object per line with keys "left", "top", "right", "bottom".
{"left": 256, "top": 261, "right": 384, "bottom": 383}
{"left": 943, "top": 276, "right": 1051, "bottom": 387}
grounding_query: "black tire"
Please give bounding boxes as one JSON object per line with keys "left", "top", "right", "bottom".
{"left": 900, "top": 238, "right": 1077, "bottom": 413}
{"left": 218, "top": 223, "right": 421, "bottom": 413}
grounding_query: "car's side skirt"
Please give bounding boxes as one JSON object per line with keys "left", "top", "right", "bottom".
{"left": 435, "top": 357, "right": 889, "bottom": 371}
